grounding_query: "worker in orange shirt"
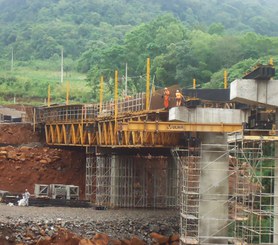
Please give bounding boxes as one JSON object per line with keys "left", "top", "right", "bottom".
{"left": 175, "top": 89, "right": 183, "bottom": 107}
{"left": 163, "top": 87, "right": 170, "bottom": 109}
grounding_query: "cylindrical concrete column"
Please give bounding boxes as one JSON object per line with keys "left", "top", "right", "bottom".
{"left": 199, "top": 133, "right": 229, "bottom": 244}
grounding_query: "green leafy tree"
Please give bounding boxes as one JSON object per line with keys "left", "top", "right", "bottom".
{"left": 208, "top": 23, "right": 225, "bottom": 35}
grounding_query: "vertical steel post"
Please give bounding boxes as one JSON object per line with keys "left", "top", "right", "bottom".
{"left": 224, "top": 69, "right": 228, "bottom": 89}
{"left": 100, "top": 76, "right": 104, "bottom": 114}
{"left": 61, "top": 47, "right": 64, "bottom": 84}
{"left": 146, "top": 58, "right": 150, "bottom": 111}
{"left": 48, "top": 84, "right": 51, "bottom": 107}
{"left": 66, "top": 81, "right": 70, "bottom": 105}
{"left": 114, "top": 70, "right": 118, "bottom": 145}
{"left": 125, "top": 63, "right": 128, "bottom": 96}
{"left": 115, "top": 70, "right": 118, "bottom": 119}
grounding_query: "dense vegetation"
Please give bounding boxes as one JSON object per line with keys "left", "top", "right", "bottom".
{"left": 0, "top": 0, "right": 278, "bottom": 103}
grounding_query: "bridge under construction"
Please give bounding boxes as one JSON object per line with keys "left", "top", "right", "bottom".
{"left": 34, "top": 63, "right": 278, "bottom": 244}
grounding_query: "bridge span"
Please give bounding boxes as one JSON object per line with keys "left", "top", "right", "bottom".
{"left": 35, "top": 91, "right": 243, "bottom": 147}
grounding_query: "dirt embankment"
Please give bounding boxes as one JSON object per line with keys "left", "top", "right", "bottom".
{"left": 0, "top": 124, "right": 40, "bottom": 145}
{"left": 0, "top": 123, "right": 86, "bottom": 198}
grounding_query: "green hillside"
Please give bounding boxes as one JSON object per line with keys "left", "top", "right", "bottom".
{"left": 1, "top": 0, "right": 278, "bottom": 60}
{"left": 0, "top": 0, "right": 278, "bottom": 104}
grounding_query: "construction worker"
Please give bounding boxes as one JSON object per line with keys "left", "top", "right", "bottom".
{"left": 175, "top": 89, "right": 183, "bottom": 107}
{"left": 163, "top": 87, "right": 170, "bottom": 109}
{"left": 23, "top": 189, "right": 30, "bottom": 206}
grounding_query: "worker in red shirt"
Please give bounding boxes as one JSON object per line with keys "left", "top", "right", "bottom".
{"left": 163, "top": 87, "right": 170, "bottom": 109}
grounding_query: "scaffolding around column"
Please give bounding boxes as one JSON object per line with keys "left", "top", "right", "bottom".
{"left": 175, "top": 140, "right": 244, "bottom": 245}
{"left": 85, "top": 147, "right": 96, "bottom": 201}
{"left": 86, "top": 153, "right": 179, "bottom": 208}
{"left": 172, "top": 147, "right": 201, "bottom": 245}
{"left": 175, "top": 132, "right": 277, "bottom": 245}
{"left": 228, "top": 130, "right": 277, "bottom": 244}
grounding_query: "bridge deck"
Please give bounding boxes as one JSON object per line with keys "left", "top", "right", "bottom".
{"left": 38, "top": 106, "right": 242, "bottom": 147}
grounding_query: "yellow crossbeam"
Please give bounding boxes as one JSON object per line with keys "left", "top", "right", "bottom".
{"left": 120, "top": 121, "right": 242, "bottom": 133}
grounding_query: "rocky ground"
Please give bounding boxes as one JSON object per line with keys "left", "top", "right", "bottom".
{"left": 0, "top": 204, "right": 179, "bottom": 244}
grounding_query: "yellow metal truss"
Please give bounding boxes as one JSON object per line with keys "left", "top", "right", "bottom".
{"left": 45, "top": 118, "right": 242, "bottom": 147}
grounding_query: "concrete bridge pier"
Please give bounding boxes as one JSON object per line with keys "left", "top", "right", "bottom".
{"left": 199, "top": 133, "right": 229, "bottom": 244}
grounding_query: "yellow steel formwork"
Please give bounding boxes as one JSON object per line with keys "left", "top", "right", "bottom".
{"left": 37, "top": 92, "right": 243, "bottom": 147}
{"left": 44, "top": 119, "right": 243, "bottom": 147}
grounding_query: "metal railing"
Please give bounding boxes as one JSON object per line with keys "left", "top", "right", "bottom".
{"left": 35, "top": 92, "right": 146, "bottom": 124}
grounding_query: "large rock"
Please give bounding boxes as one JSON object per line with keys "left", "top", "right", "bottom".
{"left": 79, "top": 239, "right": 95, "bottom": 245}
{"left": 92, "top": 233, "right": 109, "bottom": 245}
{"left": 130, "top": 236, "right": 146, "bottom": 245}
{"left": 150, "top": 233, "right": 168, "bottom": 244}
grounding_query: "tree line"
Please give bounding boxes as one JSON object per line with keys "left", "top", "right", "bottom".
{"left": 80, "top": 14, "right": 278, "bottom": 100}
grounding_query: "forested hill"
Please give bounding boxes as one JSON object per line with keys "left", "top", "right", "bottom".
{"left": 1, "top": 0, "right": 278, "bottom": 60}
{"left": 1, "top": 0, "right": 278, "bottom": 103}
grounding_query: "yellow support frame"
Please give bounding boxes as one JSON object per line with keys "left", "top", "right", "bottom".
{"left": 44, "top": 119, "right": 242, "bottom": 147}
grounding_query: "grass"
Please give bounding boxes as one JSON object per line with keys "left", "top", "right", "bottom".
{"left": 0, "top": 59, "right": 91, "bottom": 105}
